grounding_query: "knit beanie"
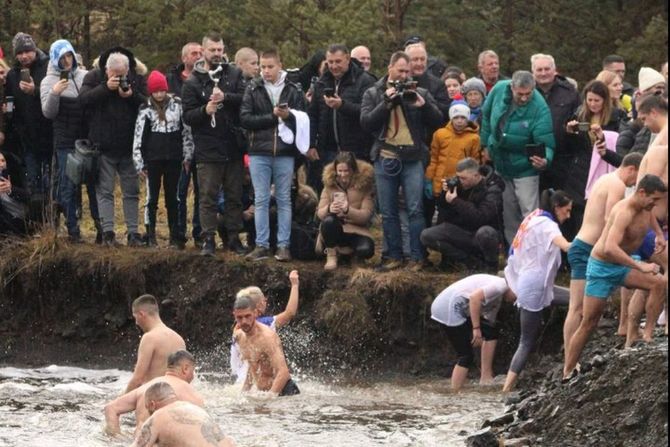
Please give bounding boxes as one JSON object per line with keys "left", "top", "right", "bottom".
{"left": 449, "top": 102, "right": 471, "bottom": 120}
{"left": 461, "top": 77, "right": 487, "bottom": 99}
{"left": 147, "top": 70, "right": 168, "bottom": 94}
{"left": 12, "top": 32, "right": 37, "bottom": 55}
{"left": 638, "top": 67, "right": 665, "bottom": 93}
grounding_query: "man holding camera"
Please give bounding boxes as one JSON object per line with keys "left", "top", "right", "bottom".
{"left": 420, "top": 157, "right": 503, "bottom": 270}
{"left": 481, "top": 70, "right": 555, "bottom": 246}
{"left": 361, "top": 51, "right": 443, "bottom": 271}
{"left": 80, "top": 47, "right": 147, "bottom": 247}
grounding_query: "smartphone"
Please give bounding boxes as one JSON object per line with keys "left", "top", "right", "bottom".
{"left": 278, "top": 103, "right": 289, "bottom": 110}
{"left": 525, "top": 143, "right": 546, "bottom": 159}
{"left": 20, "top": 68, "right": 31, "bottom": 83}
{"left": 323, "top": 87, "right": 335, "bottom": 98}
{"left": 60, "top": 69, "right": 70, "bottom": 81}
{"left": 577, "top": 122, "right": 591, "bottom": 132}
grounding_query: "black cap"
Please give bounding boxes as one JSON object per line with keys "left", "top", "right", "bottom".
{"left": 403, "top": 35, "right": 423, "bottom": 48}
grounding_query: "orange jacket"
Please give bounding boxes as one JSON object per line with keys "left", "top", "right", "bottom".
{"left": 425, "top": 121, "right": 481, "bottom": 196}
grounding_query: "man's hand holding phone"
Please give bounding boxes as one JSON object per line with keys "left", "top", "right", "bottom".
{"left": 274, "top": 103, "right": 290, "bottom": 119}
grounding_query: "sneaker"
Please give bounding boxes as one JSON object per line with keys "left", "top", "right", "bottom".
{"left": 375, "top": 259, "right": 403, "bottom": 272}
{"left": 245, "top": 246, "right": 270, "bottom": 262}
{"left": 275, "top": 246, "right": 292, "bottom": 262}
{"left": 200, "top": 237, "right": 216, "bottom": 257}
{"left": 127, "top": 232, "right": 144, "bottom": 247}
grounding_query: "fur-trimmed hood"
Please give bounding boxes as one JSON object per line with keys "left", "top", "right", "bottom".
{"left": 322, "top": 159, "right": 374, "bottom": 193}
{"left": 91, "top": 46, "right": 147, "bottom": 75}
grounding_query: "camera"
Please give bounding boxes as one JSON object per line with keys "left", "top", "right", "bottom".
{"left": 118, "top": 75, "right": 130, "bottom": 92}
{"left": 446, "top": 176, "right": 461, "bottom": 193}
{"left": 390, "top": 80, "right": 419, "bottom": 102}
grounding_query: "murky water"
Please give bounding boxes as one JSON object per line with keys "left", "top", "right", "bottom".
{"left": 0, "top": 365, "right": 505, "bottom": 447}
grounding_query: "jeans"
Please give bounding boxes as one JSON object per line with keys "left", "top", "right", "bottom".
{"left": 144, "top": 160, "right": 181, "bottom": 237}
{"left": 23, "top": 150, "right": 52, "bottom": 197}
{"left": 197, "top": 161, "right": 244, "bottom": 239}
{"left": 56, "top": 148, "right": 99, "bottom": 236}
{"left": 176, "top": 163, "right": 201, "bottom": 240}
{"left": 96, "top": 153, "right": 139, "bottom": 234}
{"left": 502, "top": 175, "right": 539, "bottom": 246}
{"left": 249, "top": 155, "right": 294, "bottom": 249}
{"left": 374, "top": 157, "right": 425, "bottom": 261}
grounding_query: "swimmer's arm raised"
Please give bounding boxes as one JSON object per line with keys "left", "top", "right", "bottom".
{"left": 275, "top": 270, "right": 300, "bottom": 328}
{"left": 126, "top": 335, "right": 154, "bottom": 393}
{"left": 269, "top": 337, "right": 291, "bottom": 395}
{"left": 104, "top": 390, "right": 139, "bottom": 436}
{"left": 130, "top": 416, "right": 157, "bottom": 447}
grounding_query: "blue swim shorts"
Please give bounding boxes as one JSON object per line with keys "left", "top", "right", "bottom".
{"left": 568, "top": 238, "right": 594, "bottom": 280}
{"left": 585, "top": 256, "right": 633, "bottom": 299}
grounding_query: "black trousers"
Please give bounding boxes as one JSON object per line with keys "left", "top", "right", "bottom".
{"left": 420, "top": 222, "right": 499, "bottom": 264}
{"left": 320, "top": 214, "right": 374, "bottom": 259}
{"left": 145, "top": 160, "right": 181, "bottom": 236}
{"left": 443, "top": 318, "right": 498, "bottom": 368}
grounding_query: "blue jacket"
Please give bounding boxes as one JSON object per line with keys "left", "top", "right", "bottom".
{"left": 480, "top": 80, "right": 555, "bottom": 179}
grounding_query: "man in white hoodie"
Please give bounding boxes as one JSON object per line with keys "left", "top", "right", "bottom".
{"left": 239, "top": 49, "right": 307, "bottom": 262}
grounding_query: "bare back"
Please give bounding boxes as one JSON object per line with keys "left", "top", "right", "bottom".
{"left": 139, "top": 325, "right": 186, "bottom": 383}
{"left": 134, "top": 401, "right": 234, "bottom": 447}
{"left": 236, "top": 324, "right": 287, "bottom": 392}
{"left": 135, "top": 375, "right": 204, "bottom": 432}
{"left": 638, "top": 127, "right": 668, "bottom": 222}
{"left": 577, "top": 171, "right": 627, "bottom": 245}
{"left": 592, "top": 198, "right": 653, "bottom": 261}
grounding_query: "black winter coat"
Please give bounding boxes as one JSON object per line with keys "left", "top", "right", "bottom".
{"left": 308, "top": 60, "right": 377, "bottom": 160}
{"left": 79, "top": 47, "right": 147, "bottom": 157}
{"left": 166, "top": 63, "right": 186, "bottom": 97}
{"left": 181, "top": 61, "right": 245, "bottom": 163}
{"left": 536, "top": 76, "right": 581, "bottom": 190}
{"left": 437, "top": 165, "right": 504, "bottom": 232}
{"left": 5, "top": 50, "right": 52, "bottom": 154}
{"left": 415, "top": 71, "right": 450, "bottom": 129}
{"left": 360, "top": 76, "right": 444, "bottom": 161}
{"left": 616, "top": 121, "right": 651, "bottom": 160}
{"left": 240, "top": 75, "right": 305, "bottom": 157}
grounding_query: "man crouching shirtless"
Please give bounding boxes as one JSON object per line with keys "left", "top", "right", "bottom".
{"left": 131, "top": 382, "right": 235, "bottom": 447}
{"left": 232, "top": 295, "right": 300, "bottom": 397}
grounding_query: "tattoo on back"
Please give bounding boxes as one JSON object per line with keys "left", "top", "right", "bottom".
{"left": 201, "top": 420, "right": 226, "bottom": 446}
{"left": 136, "top": 418, "right": 153, "bottom": 447}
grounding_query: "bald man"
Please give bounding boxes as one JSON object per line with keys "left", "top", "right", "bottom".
{"left": 351, "top": 46, "right": 372, "bottom": 72}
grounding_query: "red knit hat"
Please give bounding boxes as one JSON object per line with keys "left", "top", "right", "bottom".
{"left": 147, "top": 70, "right": 168, "bottom": 94}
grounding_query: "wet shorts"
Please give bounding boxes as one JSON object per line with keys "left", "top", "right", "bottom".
{"left": 280, "top": 378, "right": 300, "bottom": 397}
{"left": 585, "top": 256, "right": 634, "bottom": 299}
{"left": 568, "top": 238, "right": 594, "bottom": 280}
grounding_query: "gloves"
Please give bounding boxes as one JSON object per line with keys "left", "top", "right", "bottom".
{"left": 423, "top": 178, "right": 433, "bottom": 199}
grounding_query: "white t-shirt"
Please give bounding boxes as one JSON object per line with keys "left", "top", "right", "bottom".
{"left": 431, "top": 274, "right": 509, "bottom": 327}
{"left": 505, "top": 211, "right": 563, "bottom": 312}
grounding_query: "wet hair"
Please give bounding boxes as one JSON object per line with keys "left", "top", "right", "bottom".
{"left": 621, "top": 152, "right": 643, "bottom": 169}
{"left": 260, "top": 48, "right": 281, "bottom": 63}
{"left": 167, "top": 350, "right": 195, "bottom": 368}
{"left": 132, "top": 294, "right": 159, "bottom": 314}
{"left": 233, "top": 295, "right": 256, "bottom": 311}
{"left": 540, "top": 189, "right": 572, "bottom": 220}
{"left": 638, "top": 93, "right": 668, "bottom": 115}
{"left": 602, "top": 54, "right": 625, "bottom": 68}
{"left": 637, "top": 174, "right": 668, "bottom": 195}
{"left": 202, "top": 31, "right": 223, "bottom": 47}
{"left": 455, "top": 157, "right": 479, "bottom": 173}
{"left": 327, "top": 44, "right": 349, "bottom": 56}
{"left": 389, "top": 51, "right": 409, "bottom": 67}
{"left": 144, "top": 382, "right": 176, "bottom": 403}
{"left": 577, "top": 80, "right": 612, "bottom": 127}
{"left": 236, "top": 286, "right": 264, "bottom": 306}
{"left": 511, "top": 70, "right": 536, "bottom": 89}
{"left": 333, "top": 151, "right": 358, "bottom": 175}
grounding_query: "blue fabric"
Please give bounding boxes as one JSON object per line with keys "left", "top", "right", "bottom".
{"left": 257, "top": 316, "right": 275, "bottom": 327}
{"left": 249, "top": 155, "right": 294, "bottom": 249}
{"left": 585, "top": 256, "right": 633, "bottom": 299}
{"left": 568, "top": 237, "right": 594, "bottom": 280}
{"left": 634, "top": 229, "right": 657, "bottom": 261}
{"left": 374, "top": 157, "right": 425, "bottom": 261}
{"left": 49, "top": 39, "right": 77, "bottom": 71}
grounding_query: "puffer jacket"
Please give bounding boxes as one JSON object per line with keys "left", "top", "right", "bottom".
{"left": 40, "top": 39, "right": 87, "bottom": 149}
{"left": 308, "top": 59, "right": 376, "bottom": 159}
{"left": 426, "top": 121, "right": 481, "bottom": 196}
{"left": 181, "top": 60, "right": 245, "bottom": 163}
{"left": 480, "top": 80, "right": 555, "bottom": 179}
{"left": 239, "top": 71, "right": 305, "bottom": 157}
{"left": 316, "top": 159, "right": 375, "bottom": 252}
{"left": 5, "top": 49, "right": 52, "bottom": 154}
{"left": 360, "top": 76, "right": 444, "bottom": 162}
{"left": 79, "top": 47, "right": 147, "bottom": 157}
{"left": 436, "top": 164, "right": 504, "bottom": 232}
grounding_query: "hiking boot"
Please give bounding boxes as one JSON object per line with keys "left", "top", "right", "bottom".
{"left": 102, "top": 231, "right": 117, "bottom": 247}
{"left": 375, "top": 259, "right": 403, "bottom": 272}
{"left": 245, "top": 246, "right": 270, "bottom": 262}
{"left": 227, "top": 234, "right": 247, "bottom": 255}
{"left": 200, "top": 236, "right": 216, "bottom": 257}
{"left": 127, "top": 232, "right": 144, "bottom": 247}
{"left": 275, "top": 246, "right": 292, "bottom": 262}
{"left": 324, "top": 248, "right": 338, "bottom": 271}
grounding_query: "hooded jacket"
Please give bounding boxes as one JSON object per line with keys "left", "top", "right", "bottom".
{"left": 308, "top": 59, "right": 377, "bottom": 160}
{"left": 40, "top": 40, "right": 87, "bottom": 149}
{"left": 79, "top": 47, "right": 147, "bottom": 157}
{"left": 480, "top": 80, "right": 555, "bottom": 179}
{"left": 426, "top": 121, "right": 481, "bottom": 195}
{"left": 360, "top": 76, "right": 444, "bottom": 162}
{"left": 5, "top": 48, "right": 52, "bottom": 154}
{"left": 181, "top": 59, "right": 245, "bottom": 163}
{"left": 240, "top": 71, "right": 305, "bottom": 157}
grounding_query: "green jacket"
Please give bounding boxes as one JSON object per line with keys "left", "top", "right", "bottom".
{"left": 481, "top": 80, "right": 555, "bottom": 179}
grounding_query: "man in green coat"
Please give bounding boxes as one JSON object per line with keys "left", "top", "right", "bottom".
{"left": 481, "top": 71, "right": 555, "bottom": 245}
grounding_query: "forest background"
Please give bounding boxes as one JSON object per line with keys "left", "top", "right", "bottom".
{"left": 1, "top": 0, "right": 668, "bottom": 86}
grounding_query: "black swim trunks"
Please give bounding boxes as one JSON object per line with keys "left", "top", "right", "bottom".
{"left": 279, "top": 378, "right": 300, "bottom": 397}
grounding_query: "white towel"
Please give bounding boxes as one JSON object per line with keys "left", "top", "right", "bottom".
{"left": 278, "top": 109, "right": 311, "bottom": 155}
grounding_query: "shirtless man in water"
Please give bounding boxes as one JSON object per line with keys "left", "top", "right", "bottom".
{"left": 563, "top": 153, "right": 642, "bottom": 362}
{"left": 131, "top": 382, "right": 235, "bottom": 447}
{"left": 232, "top": 295, "right": 299, "bottom": 397}
{"left": 126, "top": 294, "right": 186, "bottom": 393}
{"left": 105, "top": 350, "right": 204, "bottom": 437}
{"left": 563, "top": 175, "right": 668, "bottom": 378}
